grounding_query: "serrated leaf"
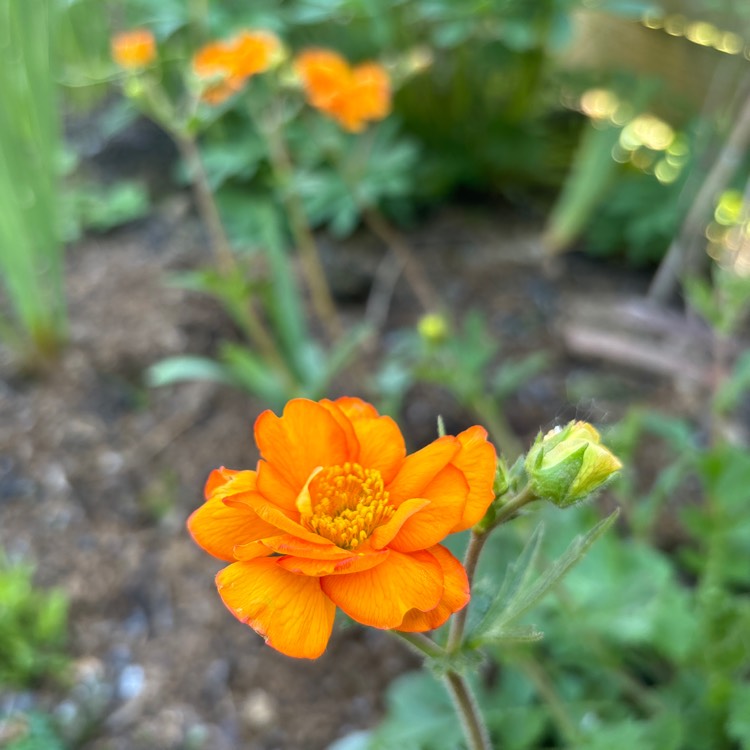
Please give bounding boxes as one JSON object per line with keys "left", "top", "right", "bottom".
{"left": 470, "top": 510, "right": 620, "bottom": 645}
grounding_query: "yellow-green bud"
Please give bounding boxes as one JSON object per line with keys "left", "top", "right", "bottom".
{"left": 124, "top": 76, "right": 146, "bottom": 101}
{"left": 417, "top": 313, "right": 449, "bottom": 344}
{"left": 525, "top": 421, "right": 622, "bottom": 507}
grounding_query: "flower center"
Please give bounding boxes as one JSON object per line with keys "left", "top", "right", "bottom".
{"left": 299, "top": 462, "right": 393, "bottom": 550}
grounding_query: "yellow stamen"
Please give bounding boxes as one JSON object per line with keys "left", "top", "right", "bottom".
{"left": 298, "top": 462, "right": 393, "bottom": 550}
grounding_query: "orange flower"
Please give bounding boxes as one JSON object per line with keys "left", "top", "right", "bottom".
{"left": 111, "top": 29, "right": 156, "bottom": 70}
{"left": 188, "top": 397, "right": 496, "bottom": 658}
{"left": 295, "top": 49, "right": 391, "bottom": 132}
{"left": 192, "top": 30, "right": 281, "bottom": 105}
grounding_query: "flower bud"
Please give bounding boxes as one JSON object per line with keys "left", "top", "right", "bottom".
{"left": 417, "top": 313, "right": 449, "bottom": 344}
{"left": 525, "top": 421, "right": 622, "bottom": 507}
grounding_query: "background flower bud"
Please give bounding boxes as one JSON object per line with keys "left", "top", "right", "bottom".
{"left": 525, "top": 421, "right": 622, "bottom": 507}
{"left": 417, "top": 313, "right": 449, "bottom": 344}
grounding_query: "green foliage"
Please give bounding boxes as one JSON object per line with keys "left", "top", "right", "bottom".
{"left": 0, "top": 0, "right": 67, "bottom": 361}
{"left": 147, "top": 205, "right": 370, "bottom": 408}
{"left": 1, "top": 711, "right": 67, "bottom": 750}
{"left": 377, "top": 311, "right": 546, "bottom": 453}
{"left": 0, "top": 557, "right": 69, "bottom": 689}
{"left": 60, "top": 180, "right": 151, "bottom": 241}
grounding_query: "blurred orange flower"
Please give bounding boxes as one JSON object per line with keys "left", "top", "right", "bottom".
{"left": 192, "top": 30, "right": 281, "bottom": 105}
{"left": 188, "top": 397, "right": 496, "bottom": 658}
{"left": 111, "top": 29, "right": 156, "bottom": 70}
{"left": 295, "top": 49, "right": 391, "bottom": 132}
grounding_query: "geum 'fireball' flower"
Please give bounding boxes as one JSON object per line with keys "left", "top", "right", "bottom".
{"left": 188, "top": 397, "right": 496, "bottom": 658}
{"left": 192, "top": 30, "right": 281, "bottom": 105}
{"left": 111, "top": 29, "right": 156, "bottom": 70}
{"left": 295, "top": 49, "right": 391, "bottom": 132}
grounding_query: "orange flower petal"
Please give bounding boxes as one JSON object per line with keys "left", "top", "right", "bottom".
{"left": 352, "top": 63, "right": 390, "bottom": 120}
{"left": 295, "top": 49, "right": 351, "bottom": 108}
{"left": 232, "top": 539, "right": 276, "bottom": 560}
{"left": 369, "top": 497, "right": 429, "bottom": 549}
{"left": 387, "top": 435, "right": 461, "bottom": 506}
{"left": 397, "top": 544, "right": 469, "bottom": 632}
{"left": 217, "top": 559, "right": 335, "bottom": 658}
{"left": 188, "top": 489, "right": 278, "bottom": 561}
{"left": 277, "top": 548, "right": 389, "bottom": 576}
{"left": 204, "top": 466, "right": 242, "bottom": 497}
{"left": 226, "top": 491, "right": 327, "bottom": 546}
{"left": 231, "top": 30, "right": 280, "bottom": 79}
{"left": 320, "top": 549, "right": 443, "bottom": 629}
{"left": 388, "top": 464, "right": 468, "bottom": 553}
{"left": 450, "top": 426, "right": 497, "bottom": 532}
{"left": 318, "top": 399, "right": 360, "bottom": 458}
{"left": 325, "top": 397, "right": 405, "bottom": 482}
{"left": 254, "top": 399, "right": 351, "bottom": 490}
{"left": 262, "top": 534, "right": 354, "bottom": 560}
{"left": 333, "top": 396, "right": 379, "bottom": 420}
{"left": 256, "top": 460, "right": 299, "bottom": 513}
{"left": 205, "top": 467, "right": 261, "bottom": 502}
{"left": 352, "top": 415, "right": 406, "bottom": 484}
{"left": 111, "top": 29, "right": 156, "bottom": 69}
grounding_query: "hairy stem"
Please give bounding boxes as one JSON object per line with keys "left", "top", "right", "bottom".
{"left": 444, "top": 670, "right": 493, "bottom": 750}
{"left": 447, "top": 484, "right": 537, "bottom": 651}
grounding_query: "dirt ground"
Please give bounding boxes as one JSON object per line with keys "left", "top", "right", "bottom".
{"left": 0, "top": 147, "right": 665, "bottom": 747}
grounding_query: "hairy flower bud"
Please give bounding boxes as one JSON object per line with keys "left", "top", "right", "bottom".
{"left": 525, "top": 421, "right": 622, "bottom": 507}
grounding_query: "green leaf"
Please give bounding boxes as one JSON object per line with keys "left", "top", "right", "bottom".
{"left": 728, "top": 682, "right": 750, "bottom": 748}
{"left": 219, "top": 343, "right": 290, "bottom": 406}
{"left": 146, "top": 356, "right": 235, "bottom": 388}
{"left": 471, "top": 510, "right": 620, "bottom": 645}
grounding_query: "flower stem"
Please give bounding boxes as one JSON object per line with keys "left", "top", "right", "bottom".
{"left": 362, "top": 206, "right": 441, "bottom": 314}
{"left": 446, "top": 529, "right": 487, "bottom": 652}
{"left": 392, "top": 632, "right": 492, "bottom": 750}
{"left": 491, "top": 483, "right": 536, "bottom": 528}
{"left": 251, "top": 104, "right": 343, "bottom": 342}
{"left": 444, "top": 670, "right": 493, "bottom": 750}
{"left": 392, "top": 630, "right": 445, "bottom": 659}
{"left": 175, "top": 133, "right": 298, "bottom": 386}
{"left": 447, "top": 483, "right": 536, "bottom": 652}
{"left": 175, "top": 133, "right": 237, "bottom": 274}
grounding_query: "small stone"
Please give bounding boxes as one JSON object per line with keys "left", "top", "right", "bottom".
{"left": 118, "top": 664, "right": 145, "bottom": 700}
{"left": 241, "top": 689, "right": 277, "bottom": 729}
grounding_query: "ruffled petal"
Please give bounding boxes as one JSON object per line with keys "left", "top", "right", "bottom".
{"left": 369, "top": 497, "right": 429, "bottom": 550}
{"left": 232, "top": 540, "right": 276, "bottom": 561}
{"left": 188, "top": 491, "right": 279, "bottom": 561}
{"left": 217, "top": 559, "right": 336, "bottom": 659}
{"left": 332, "top": 396, "right": 379, "bottom": 420}
{"left": 387, "top": 436, "right": 461, "bottom": 506}
{"left": 277, "top": 548, "right": 389, "bottom": 576}
{"left": 325, "top": 397, "right": 405, "bottom": 482}
{"left": 397, "top": 544, "right": 470, "bottom": 632}
{"left": 254, "top": 399, "right": 350, "bottom": 490}
{"left": 262, "top": 534, "right": 354, "bottom": 560}
{"left": 450, "top": 426, "right": 497, "bottom": 533}
{"left": 256, "top": 460, "right": 299, "bottom": 513}
{"left": 320, "top": 549, "right": 443, "bottom": 629}
{"left": 388, "top": 464, "right": 468, "bottom": 553}
{"left": 227, "top": 492, "right": 329, "bottom": 546}
{"left": 205, "top": 467, "right": 258, "bottom": 501}
{"left": 318, "top": 399, "right": 360, "bottom": 458}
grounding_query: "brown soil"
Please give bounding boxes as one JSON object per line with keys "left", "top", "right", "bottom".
{"left": 0, "top": 185, "right": 663, "bottom": 749}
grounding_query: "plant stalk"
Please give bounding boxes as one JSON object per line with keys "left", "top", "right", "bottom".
{"left": 447, "top": 484, "right": 536, "bottom": 651}
{"left": 444, "top": 670, "right": 493, "bottom": 750}
{"left": 176, "top": 134, "right": 237, "bottom": 273}
{"left": 254, "top": 108, "right": 343, "bottom": 342}
{"left": 363, "top": 206, "right": 441, "bottom": 314}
